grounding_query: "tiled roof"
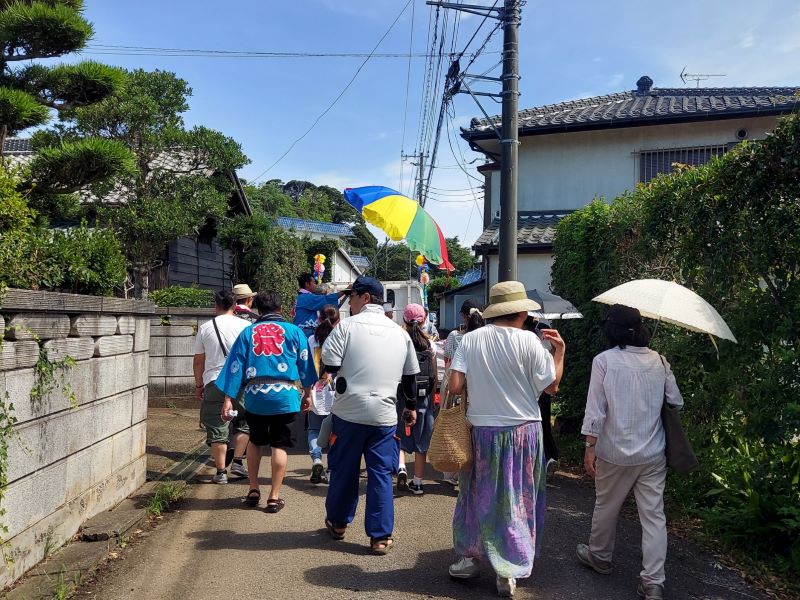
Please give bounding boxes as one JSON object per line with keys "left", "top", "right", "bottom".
{"left": 2, "top": 138, "right": 33, "bottom": 153}
{"left": 459, "top": 267, "right": 483, "bottom": 286}
{"left": 464, "top": 76, "right": 800, "bottom": 139}
{"left": 349, "top": 255, "right": 371, "bottom": 269}
{"left": 276, "top": 217, "right": 354, "bottom": 237}
{"left": 2, "top": 139, "right": 215, "bottom": 205}
{"left": 474, "top": 211, "right": 573, "bottom": 250}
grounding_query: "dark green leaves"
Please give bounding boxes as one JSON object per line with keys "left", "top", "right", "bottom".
{"left": 0, "top": 86, "right": 49, "bottom": 133}
{"left": 0, "top": 1, "right": 92, "bottom": 61}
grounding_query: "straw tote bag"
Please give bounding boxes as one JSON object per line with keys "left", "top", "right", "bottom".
{"left": 429, "top": 372, "right": 473, "bottom": 472}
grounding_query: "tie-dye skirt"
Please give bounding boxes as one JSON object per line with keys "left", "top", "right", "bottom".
{"left": 453, "top": 420, "right": 546, "bottom": 579}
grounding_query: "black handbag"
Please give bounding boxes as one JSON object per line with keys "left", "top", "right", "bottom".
{"left": 659, "top": 356, "right": 699, "bottom": 474}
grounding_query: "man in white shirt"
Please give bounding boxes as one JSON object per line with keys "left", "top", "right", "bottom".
{"left": 193, "top": 290, "right": 250, "bottom": 483}
{"left": 321, "top": 276, "right": 419, "bottom": 554}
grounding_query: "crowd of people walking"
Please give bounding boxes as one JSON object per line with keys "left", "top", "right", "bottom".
{"left": 192, "top": 273, "right": 682, "bottom": 599}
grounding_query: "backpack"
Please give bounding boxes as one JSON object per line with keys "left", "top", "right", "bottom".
{"left": 414, "top": 348, "right": 434, "bottom": 400}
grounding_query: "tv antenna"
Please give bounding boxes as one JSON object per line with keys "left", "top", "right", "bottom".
{"left": 680, "top": 66, "right": 726, "bottom": 88}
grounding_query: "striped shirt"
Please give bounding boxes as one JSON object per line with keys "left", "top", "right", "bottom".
{"left": 582, "top": 346, "right": 683, "bottom": 466}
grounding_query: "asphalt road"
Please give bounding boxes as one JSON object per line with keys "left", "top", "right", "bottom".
{"left": 75, "top": 451, "right": 768, "bottom": 600}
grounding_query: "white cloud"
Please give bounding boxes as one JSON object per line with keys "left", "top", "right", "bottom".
{"left": 739, "top": 32, "right": 755, "bottom": 49}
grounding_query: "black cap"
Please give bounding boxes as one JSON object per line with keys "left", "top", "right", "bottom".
{"left": 351, "top": 275, "right": 383, "bottom": 298}
{"left": 606, "top": 304, "right": 641, "bottom": 326}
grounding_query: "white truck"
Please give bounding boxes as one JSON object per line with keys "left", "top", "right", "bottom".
{"left": 327, "top": 279, "right": 426, "bottom": 325}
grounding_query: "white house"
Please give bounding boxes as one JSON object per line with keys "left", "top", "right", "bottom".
{"left": 462, "top": 76, "right": 800, "bottom": 297}
{"left": 276, "top": 216, "right": 363, "bottom": 284}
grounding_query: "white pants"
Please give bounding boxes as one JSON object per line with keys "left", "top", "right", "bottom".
{"left": 589, "top": 456, "right": 668, "bottom": 586}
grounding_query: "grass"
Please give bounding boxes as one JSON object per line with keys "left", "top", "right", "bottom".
{"left": 48, "top": 566, "right": 79, "bottom": 600}
{"left": 146, "top": 481, "right": 188, "bottom": 517}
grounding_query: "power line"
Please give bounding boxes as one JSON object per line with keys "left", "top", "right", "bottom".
{"left": 83, "top": 43, "right": 498, "bottom": 60}
{"left": 249, "top": 0, "right": 413, "bottom": 183}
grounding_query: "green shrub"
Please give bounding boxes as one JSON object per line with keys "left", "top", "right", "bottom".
{"left": 551, "top": 113, "right": 800, "bottom": 577}
{"left": 0, "top": 170, "right": 125, "bottom": 296}
{"left": 149, "top": 285, "right": 213, "bottom": 308}
{"left": 219, "top": 213, "right": 307, "bottom": 313}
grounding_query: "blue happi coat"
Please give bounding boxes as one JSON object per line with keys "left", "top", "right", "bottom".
{"left": 215, "top": 316, "right": 318, "bottom": 415}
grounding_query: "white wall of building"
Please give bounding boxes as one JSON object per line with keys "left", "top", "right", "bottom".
{"left": 485, "top": 115, "right": 781, "bottom": 216}
{"left": 487, "top": 253, "right": 554, "bottom": 292}
{"left": 330, "top": 248, "right": 360, "bottom": 284}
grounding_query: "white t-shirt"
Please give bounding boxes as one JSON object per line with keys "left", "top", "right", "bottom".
{"left": 308, "top": 335, "right": 335, "bottom": 415}
{"left": 450, "top": 325, "right": 556, "bottom": 427}
{"left": 193, "top": 314, "right": 250, "bottom": 385}
{"left": 322, "top": 303, "right": 420, "bottom": 427}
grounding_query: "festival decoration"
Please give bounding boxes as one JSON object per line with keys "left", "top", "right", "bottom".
{"left": 343, "top": 186, "right": 455, "bottom": 271}
{"left": 417, "top": 257, "right": 430, "bottom": 309}
{"left": 313, "top": 253, "right": 326, "bottom": 283}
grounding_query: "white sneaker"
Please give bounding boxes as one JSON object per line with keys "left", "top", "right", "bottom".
{"left": 212, "top": 471, "right": 228, "bottom": 484}
{"left": 449, "top": 556, "right": 480, "bottom": 579}
{"left": 496, "top": 576, "right": 516, "bottom": 597}
{"left": 230, "top": 462, "right": 248, "bottom": 478}
{"left": 442, "top": 474, "right": 460, "bottom": 486}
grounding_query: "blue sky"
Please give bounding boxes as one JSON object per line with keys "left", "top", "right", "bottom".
{"left": 71, "top": 0, "right": 800, "bottom": 246}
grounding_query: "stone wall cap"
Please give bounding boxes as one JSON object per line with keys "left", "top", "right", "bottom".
{"left": 154, "top": 306, "right": 215, "bottom": 317}
{"left": 1, "top": 289, "right": 155, "bottom": 315}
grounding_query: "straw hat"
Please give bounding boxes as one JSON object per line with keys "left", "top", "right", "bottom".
{"left": 232, "top": 283, "right": 256, "bottom": 299}
{"left": 483, "top": 281, "right": 541, "bottom": 319}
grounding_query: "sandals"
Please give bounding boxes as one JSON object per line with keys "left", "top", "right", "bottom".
{"left": 370, "top": 536, "right": 394, "bottom": 555}
{"left": 325, "top": 519, "right": 347, "bottom": 540}
{"left": 245, "top": 489, "right": 260, "bottom": 507}
{"left": 265, "top": 498, "right": 285, "bottom": 513}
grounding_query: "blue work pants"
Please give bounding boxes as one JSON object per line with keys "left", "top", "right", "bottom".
{"left": 325, "top": 415, "right": 398, "bottom": 539}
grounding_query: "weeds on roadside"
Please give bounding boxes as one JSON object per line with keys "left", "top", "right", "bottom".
{"left": 146, "top": 481, "right": 188, "bottom": 517}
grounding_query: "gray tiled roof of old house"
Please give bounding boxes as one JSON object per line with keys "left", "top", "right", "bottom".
{"left": 474, "top": 211, "right": 574, "bottom": 250}
{"left": 464, "top": 76, "right": 800, "bottom": 139}
{"left": 1, "top": 138, "right": 214, "bottom": 204}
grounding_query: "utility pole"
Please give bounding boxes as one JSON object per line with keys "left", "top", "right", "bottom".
{"left": 498, "top": 0, "right": 520, "bottom": 282}
{"left": 426, "top": 0, "right": 522, "bottom": 282}
{"left": 402, "top": 151, "right": 428, "bottom": 206}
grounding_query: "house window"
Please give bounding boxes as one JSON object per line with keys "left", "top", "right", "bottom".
{"left": 635, "top": 144, "right": 733, "bottom": 183}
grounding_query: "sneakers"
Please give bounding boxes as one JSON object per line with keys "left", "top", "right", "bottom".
{"left": 212, "top": 471, "right": 228, "bottom": 484}
{"left": 408, "top": 481, "right": 424, "bottom": 495}
{"left": 230, "top": 461, "right": 248, "bottom": 478}
{"left": 397, "top": 470, "right": 408, "bottom": 491}
{"left": 576, "top": 543, "right": 613, "bottom": 575}
{"left": 442, "top": 474, "right": 459, "bottom": 487}
{"left": 496, "top": 576, "right": 517, "bottom": 597}
{"left": 310, "top": 463, "right": 324, "bottom": 485}
{"left": 448, "top": 556, "right": 480, "bottom": 579}
{"left": 637, "top": 582, "right": 664, "bottom": 600}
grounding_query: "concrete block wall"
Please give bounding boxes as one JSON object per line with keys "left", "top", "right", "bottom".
{"left": 148, "top": 307, "right": 213, "bottom": 398}
{"left": 0, "top": 289, "right": 153, "bottom": 588}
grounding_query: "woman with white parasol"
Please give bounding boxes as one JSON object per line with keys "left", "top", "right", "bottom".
{"left": 575, "top": 280, "right": 735, "bottom": 600}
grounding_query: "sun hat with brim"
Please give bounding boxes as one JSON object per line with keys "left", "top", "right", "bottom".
{"left": 483, "top": 281, "right": 541, "bottom": 319}
{"left": 232, "top": 283, "right": 256, "bottom": 299}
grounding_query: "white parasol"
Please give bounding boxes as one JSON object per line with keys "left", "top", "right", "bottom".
{"left": 592, "top": 279, "right": 737, "bottom": 343}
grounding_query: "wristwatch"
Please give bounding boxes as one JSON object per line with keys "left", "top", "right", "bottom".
{"left": 585, "top": 441, "right": 596, "bottom": 448}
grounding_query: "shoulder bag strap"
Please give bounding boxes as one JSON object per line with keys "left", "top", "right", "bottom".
{"left": 211, "top": 316, "right": 228, "bottom": 357}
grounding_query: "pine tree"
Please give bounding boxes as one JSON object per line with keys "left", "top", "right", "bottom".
{"left": 0, "top": 0, "right": 133, "bottom": 208}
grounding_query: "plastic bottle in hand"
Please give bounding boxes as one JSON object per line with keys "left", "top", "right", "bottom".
{"left": 225, "top": 409, "right": 238, "bottom": 420}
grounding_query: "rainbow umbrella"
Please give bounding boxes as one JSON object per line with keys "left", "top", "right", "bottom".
{"left": 343, "top": 186, "right": 454, "bottom": 270}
